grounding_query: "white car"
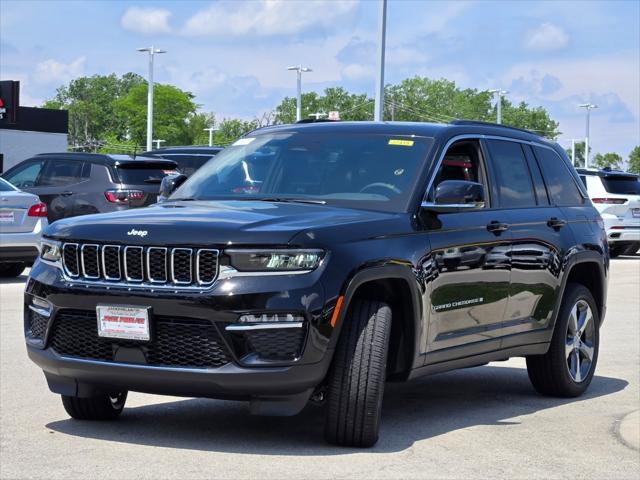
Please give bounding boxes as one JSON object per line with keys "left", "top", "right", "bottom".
{"left": 0, "top": 177, "right": 49, "bottom": 277}
{"left": 577, "top": 168, "right": 640, "bottom": 257}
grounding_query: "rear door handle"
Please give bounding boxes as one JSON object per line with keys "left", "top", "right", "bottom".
{"left": 547, "top": 217, "right": 567, "bottom": 230}
{"left": 60, "top": 191, "right": 74, "bottom": 196}
{"left": 487, "top": 220, "right": 509, "bottom": 235}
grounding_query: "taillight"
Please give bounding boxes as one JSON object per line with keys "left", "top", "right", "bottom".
{"left": 592, "top": 197, "right": 627, "bottom": 204}
{"left": 104, "top": 189, "right": 145, "bottom": 204}
{"left": 27, "top": 202, "right": 47, "bottom": 217}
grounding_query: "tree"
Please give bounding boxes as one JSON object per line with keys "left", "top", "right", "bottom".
{"left": 115, "top": 83, "right": 198, "bottom": 146}
{"left": 565, "top": 141, "right": 588, "bottom": 168}
{"left": 213, "top": 118, "right": 259, "bottom": 145}
{"left": 592, "top": 152, "right": 623, "bottom": 170}
{"left": 274, "top": 87, "right": 373, "bottom": 124}
{"left": 42, "top": 73, "right": 145, "bottom": 148}
{"left": 628, "top": 146, "right": 640, "bottom": 174}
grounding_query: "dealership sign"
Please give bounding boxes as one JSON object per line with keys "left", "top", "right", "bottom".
{"left": 0, "top": 81, "right": 20, "bottom": 124}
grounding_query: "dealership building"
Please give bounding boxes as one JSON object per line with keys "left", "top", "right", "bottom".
{"left": 0, "top": 80, "right": 68, "bottom": 173}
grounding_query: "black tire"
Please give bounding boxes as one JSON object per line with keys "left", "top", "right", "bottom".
{"left": 61, "top": 391, "right": 127, "bottom": 420}
{"left": 623, "top": 243, "right": 640, "bottom": 256}
{"left": 324, "top": 299, "right": 392, "bottom": 448}
{"left": 0, "top": 263, "right": 25, "bottom": 278}
{"left": 526, "top": 283, "right": 599, "bottom": 397}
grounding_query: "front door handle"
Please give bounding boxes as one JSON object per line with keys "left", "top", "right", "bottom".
{"left": 547, "top": 217, "right": 567, "bottom": 230}
{"left": 60, "top": 191, "right": 74, "bottom": 196}
{"left": 487, "top": 220, "right": 509, "bottom": 235}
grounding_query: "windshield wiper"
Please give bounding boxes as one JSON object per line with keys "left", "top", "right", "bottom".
{"left": 259, "top": 197, "right": 327, "bottom": 205}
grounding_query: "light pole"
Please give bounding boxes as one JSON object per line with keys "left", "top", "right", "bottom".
{"left": 137, "top": 46, "right": 166, "bottom": 151}
{"left": 287, "top": 66, "right": 312, "bottom": 122}
{"left": 153, "top": 139, "right": 165, "bottom": 150}
{"left": 489, "top": 89, "right": 509, "bottom": 124}
{"left": 309, "top": 112, "right": 327, "bottom": 120}
{"left": 203, "top": 127, "right": 217, "bottom": 147}
{"left": 578, "top": 103, "right": 597, "bottom": 168}
{"left": 374, "top": 0, "right": 387, "bottom": 122}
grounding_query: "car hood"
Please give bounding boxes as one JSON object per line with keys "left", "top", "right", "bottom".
{"left": 45, "top": 200, "right": 407, "bottom": 246}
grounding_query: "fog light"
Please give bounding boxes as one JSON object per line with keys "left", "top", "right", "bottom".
{"left": 238, "top": 313, "right": 304, "bottom": 323}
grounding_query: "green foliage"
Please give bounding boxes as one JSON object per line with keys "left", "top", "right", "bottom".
{"left": 592, "top": 152, "right": 623, "bottom": 170}
{"left": 628, "top": 146, "right": 640, "bottom": 174}
{"left": 115, "top": 83, "right": 198, "bottom": 146}
{"left": 213, "top": 119, "right": 259, "bottom": 145}
{"left": 565, "top": 141, "right": 588, "bottom": 168}
{"left": 273, "top": 77, "right": 559, "bottom": 139}
{"left": 275, "top": 87, "right": 372, "bottom": 123}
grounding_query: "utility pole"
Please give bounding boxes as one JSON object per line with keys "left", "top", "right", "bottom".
{"left": 203, "top": 127, "right": 217, "bottom": 147}
{"left": 137, "top": 46, "right": 166, "bottom": 152}
{"left": 579, "top": 103, "right": 597, "bottom": 168}
{"left": 390, "top": 99, "right": 395, "bottom": 121}
{"left": 571, "top": 138, "right": 576, "bottom": 166}
{"left": 287, "top": 65, "right": 312, "bottom": 122}
{"left": 489, "top": 89, "right": 509, "bottom": 124}
{"left": 374, "top": 0, "right": 387, "bottom": 122}
{"left": 153, "top": 139, "right": 165, "bottom": 150}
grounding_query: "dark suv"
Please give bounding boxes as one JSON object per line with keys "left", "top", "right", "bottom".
{"left": 24, "top": 121, "right": 608, "bottom": 447}
{"left": 142, "top": 146, "right": 223, "bottom": 176}
{"left": 2, "top": 153, "right": 178, "bottom": 222}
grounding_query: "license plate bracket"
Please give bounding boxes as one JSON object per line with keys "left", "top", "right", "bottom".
{"left": 97, "top": 305, "right": 151, "bottom": 341}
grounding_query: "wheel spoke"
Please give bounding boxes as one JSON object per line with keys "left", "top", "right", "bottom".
{"left": 565, "top": 340, "right": 575, "bottom": 359}
{"left": 573, "top": 350, "right": 582, "bottom": 382}
{"left": 579, "top": 309, "right": 593, "bottom": 338}
{"left": 579, "top": 342, "right": 595, "bottom": 362}
{"left": 569, "top": 306, "right": 579, "bottom": 334}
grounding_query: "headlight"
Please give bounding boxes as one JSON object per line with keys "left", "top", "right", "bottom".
{"left": 225, "top": 249, "right": 324, "bottom": 272}
{"left": 40, "top": 239, "right": 62, "bottom": 262}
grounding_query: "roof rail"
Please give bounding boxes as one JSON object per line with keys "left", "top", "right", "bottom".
{"left": 450, "top": 120, "right": 540, "bottom": 137}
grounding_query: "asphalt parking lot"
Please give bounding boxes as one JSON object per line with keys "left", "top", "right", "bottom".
{"left": 1, "top": 259, "right": 638, "bottom": 479}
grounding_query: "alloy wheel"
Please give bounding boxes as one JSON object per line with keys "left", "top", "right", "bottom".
{"left": 565, "top": 300, "right": 596, "bottom": 382}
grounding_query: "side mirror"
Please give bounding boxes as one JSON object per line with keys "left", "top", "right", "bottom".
{"left": 158, "top": 173, "right": 188, "bottom": 202}
{"left": 422, "top": 180, "right": 485, "bottom": 213}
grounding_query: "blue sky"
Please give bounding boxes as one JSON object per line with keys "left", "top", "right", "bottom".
{"left": 1, "top": 0, "right": 638, "bottom": 158}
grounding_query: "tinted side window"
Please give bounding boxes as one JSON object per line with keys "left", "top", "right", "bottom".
{"left": 486, "top": 140, "right": 536, "bottom": 208}
{"left": 534, "top": 147, "right": 584, "bottom": 206}
{"left": 3, "top": 160, "right": 45, "bottom": 188}
{"left": 38, "top": 159, "right": 86, "bottom": 186}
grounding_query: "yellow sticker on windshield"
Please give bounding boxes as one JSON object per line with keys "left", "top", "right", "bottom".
{"left": 388, "top": 139, "right": 414, "bottom": 146}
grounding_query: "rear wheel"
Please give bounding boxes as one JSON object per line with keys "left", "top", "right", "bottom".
{"left": 609, "top": 244, "right": 624, "bottom": 258}
{"left": 623, "top": 243, "right": 639, "bottom": 256}
{"left": 324, "top": 299, "right": 392, "bottom": 448}
{"left": 0, "top": 263, "right": 25, "bottom": 278}
{"left": 526, "top": 284, "right": 599, "bottom": 397}
{"left": 61, "top": 391, "right": 127, "bottom": 420}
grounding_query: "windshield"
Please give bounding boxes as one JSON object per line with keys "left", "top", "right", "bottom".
{"left": 0, "top": 178, "right": 17, "bottom": 192}
{"left": 171, "top": 132, "right": 433, "bottom": 212}
{"left": 602, "top": 176, "right": 640, "bottom": 195}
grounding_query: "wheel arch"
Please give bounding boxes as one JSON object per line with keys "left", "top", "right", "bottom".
{"left": 329, "top": 265, "right": 423, "bottom": 380}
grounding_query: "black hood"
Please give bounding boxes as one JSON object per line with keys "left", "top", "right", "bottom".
{"left": 45, "top": 200, "right": 406, "bottom": 247}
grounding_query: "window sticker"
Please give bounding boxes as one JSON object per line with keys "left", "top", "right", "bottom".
{"left": 232, "top": 138, "right": 255, "bottom": 146}
{"left": 388, "top": 139, "right": 414, "bottom": 147}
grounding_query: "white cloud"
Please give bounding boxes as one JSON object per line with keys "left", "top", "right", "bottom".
{"left": 341, "top": 63, "right": 374, "bottom": 81}
{"left": 183, "top": 0, "right": 357, "bottom": 36}
{"left": 34, "top": 57, "right": 86, "bottom": 84}
{"left": 120, "top": 6, "right": 172, "bottom": 34}
{"left": 524, "top": 22, "right": 569, "bottom": 51}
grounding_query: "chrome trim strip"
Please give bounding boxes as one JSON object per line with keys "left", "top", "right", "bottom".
{"left": 62, "top": 243, "right": 79, "bottom": 278}
{"left": 195, "top": 248, "right": 219, "bottom": 285}
{"left": 146, "top": 247, "right": 168, "bottom": 283}
{"left": 80, "top": 244, "right": 100, "bottom": 279}
{"left": 217, "top": 265, "right": 312, "bottom": 279}
{"left": 170, "top": 248, "right": 193, "bottom": 284}
{"left": 225, "top": 322, "right": 304, "bottom": 331}
{"left": 28, "top": 304, "right": 52, "bottom": 317}
{"left": 101, "top": 245, "right": 121, "bottom": 280}
{"left": 123, "top": 246, "right": 144, "bottom": 282}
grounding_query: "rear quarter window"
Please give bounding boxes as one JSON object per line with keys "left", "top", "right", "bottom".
{"left": 534, "top": 147, "right": 584, "bottom": 206}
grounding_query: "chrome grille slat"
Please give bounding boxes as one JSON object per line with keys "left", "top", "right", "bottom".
{"left": 62, "top": 242, "right": 218, "bottom": 289}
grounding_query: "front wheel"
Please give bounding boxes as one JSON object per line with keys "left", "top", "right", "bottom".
{"left": 324, "top": 299, "right": 392, "bottom": 448}
{"left": 61, "top": 391, "right": 128, "bottom": 420}
{"left": 526, "top": 284, "right": 599, "bottom": 397}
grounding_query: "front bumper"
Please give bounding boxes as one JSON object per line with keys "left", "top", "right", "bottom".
{"left": 24, "top": 259, "right": 336, "bottom": 414}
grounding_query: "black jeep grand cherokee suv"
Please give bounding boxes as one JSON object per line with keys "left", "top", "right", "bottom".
{"left": 25, "top": 121, "right": 608, "bottom": 447}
